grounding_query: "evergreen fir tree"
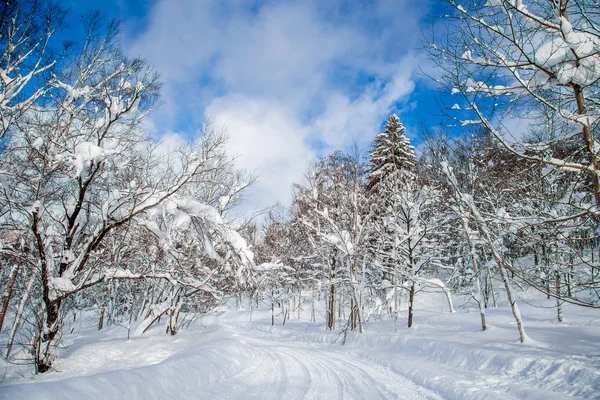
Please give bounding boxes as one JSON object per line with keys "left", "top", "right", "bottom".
{"left": 365, "top": 114, "right": 417, "bottom": 317}
{"left": 366, "top": 114, "right": 416, "bottom": 194}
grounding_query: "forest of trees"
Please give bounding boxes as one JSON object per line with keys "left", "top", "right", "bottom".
{"left": 0, "top": 0, "right": 598, "bottom": 375}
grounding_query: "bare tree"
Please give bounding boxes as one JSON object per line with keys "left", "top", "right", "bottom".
{"left": 0, "top": 14, "right": 254, "bottom": 372}
{"left": 428, "top": 0, "right": 600, "bottom": 308}
{"left": 0, "top": 0, "right": 64, "bottom": 141}
{"left": 294, "top": 150, "right": 372, "bottom": 333}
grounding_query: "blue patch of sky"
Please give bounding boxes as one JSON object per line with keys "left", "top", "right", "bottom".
{"left": 61, "top": 0, "right": 465, "bottom": 149}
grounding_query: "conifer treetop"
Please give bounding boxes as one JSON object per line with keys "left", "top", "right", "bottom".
{"left": 367, "top": 114, "right": 416, "bottom": 192}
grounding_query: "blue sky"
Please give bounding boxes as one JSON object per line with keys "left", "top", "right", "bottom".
{"left": 62, "top": 0, "right": 450, "bottom": 213}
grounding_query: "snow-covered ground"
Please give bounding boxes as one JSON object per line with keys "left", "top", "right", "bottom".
{"left": 1, "top": 292, "right": 599, "bottom": 399}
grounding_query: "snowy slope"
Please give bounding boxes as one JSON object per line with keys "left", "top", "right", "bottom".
{"left": 1, "top": 324, "right": 440, "bottom": 400}
{"left": 219, "top": 296, "right": 600, "bottom": 400}
{"left": 1, "top": 293, "right": 599, "bottom": 399}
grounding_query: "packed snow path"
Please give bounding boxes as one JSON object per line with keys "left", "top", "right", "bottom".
{"left": 199, "top": 331, "right": 441, "bottom": 399}
{"left": 2, "top": 299, "right": 599, "bottom": 399}
{"left": 1, "top": 324, "right": 440, "bottom": 400}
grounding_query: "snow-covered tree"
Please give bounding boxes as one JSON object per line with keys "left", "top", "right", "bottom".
{"left": 0, "top": 0, "right": 64, "bottom": 141}
{"left": 294, "top": 151, "right": 372, "bottom": 332}
{"left": 382, "top": 181, "right": 445, "bottom": 329}
{"left": 366, "top": 114, "right": 416, "bottom": 194}
{"left": 428, "top": 0, "right": 600, "bottom": 309}
{"left": 366, "top": 114, "right": 419, "bottom": 324}
{"left": 0, "top": 15, "right": 253, "bottom": 372}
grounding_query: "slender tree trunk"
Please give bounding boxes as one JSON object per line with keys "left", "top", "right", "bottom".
{"left": 464, "top": 215, "right": 486, "bottom": 331}
{"left": 354, "top": 294, "right": 363, "bottom": 333}
{"left": 168, "top": 294, "right": 183, "bottom": 335}
{"left": 542, "top": 244, "right": 551, "bottom": 299}
{"left": 496, "top": 259, "right": 527, "bottom": 342}
{"left": 127, "top": 311, "right": 133, "bottom": 341}
{"left": 326, "top": 286, "right": 334, "bottom": 329}
{"left": 441, "top": 285, "right": 456, "bottom": 314}
{"left": 98, "top": 283, "right": 112, "bottom": 331}
{"left": 472, "top": 261, "right": 486, "bottom": 328}
{"left": 138, "top": 286, "right": 152, "bottom": 322}
{"left": 249, "top": 291, "right": 253, "bottom": 322}
{"left": 393, "top": 262, "right": 399, "bottom": 333}
{"left": 311, "top": 284, "right": 315, "bottom": 323}
{"left": 393, "top": 283, "right": 399, "bottom": 333}
{"left": 6, "top": 275, "right": 34, "bottom": 358}
{"left": 556, "top": 271, "right": 563, "bottom": 323}
{"left": 236, "top": 293, "right": 242, "bottom": 309}
{"left": 349, "top": 259, "right": 363, "bottom": 333}
{"left": 445, "top": 167, "right": 526, "bottom": 342}
{"left": 489, "top": 269, "right": 497, "bottom": 308}
{"left": 407, "top": 283, "right": 415, "bottom": 328}
{"left": 30, "top": 318, "right": 41, "bottom": 358}
{"left": 407, "top": 242, "right": 416, "bottom": 329}
{"left": 350, "top": 297, "right": 356, "bottom": 331}
{"left": 567, "top": 256, "right": 573, "bottom": 297}
{"left": 271, "top": 290, "right": 275, "bottom": 327}
{"left": 98, "top": 308, "right": 105, "bottom": 331}
{"left": 338, "top": 291, "right": 343, "bottom": 322}
{"left": 327, "top": 254, "right": 336, "bottom": 330}
{"left": 0, "top": 265, "right": 19, "bottom": 332}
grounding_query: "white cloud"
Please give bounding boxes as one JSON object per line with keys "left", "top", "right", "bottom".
{"left": 126, "top": 0, "right": 429, "bottom": 211}
{"left": 206, "top": 94, "right": 315, "bottom": 210}
{"left": 314, "top": 56, "right": 419, "bottom": 151}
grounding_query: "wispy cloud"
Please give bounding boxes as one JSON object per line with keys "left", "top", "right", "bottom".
{"left": 127, "top": 0, "right": 431, "bottom": 212}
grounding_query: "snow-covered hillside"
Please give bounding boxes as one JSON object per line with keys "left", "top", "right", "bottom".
{"left": 2, "top": 293, "right": 598, "bottom": 400}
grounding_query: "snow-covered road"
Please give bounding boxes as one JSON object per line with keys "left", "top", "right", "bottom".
{"left": 198, "top": 332, "right": 441, "bottom": 399}
{"left": 1, "top": 325, "right": 440, "bottom": 400}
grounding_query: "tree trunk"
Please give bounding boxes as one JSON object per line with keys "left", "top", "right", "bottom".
{"left": 0, "top": 265, "right": 19, "bottom": 332}
{"left": 6, "top": 275, "right": 34, "bottom": 358}
{"left": 444, "top": 166, "right": 526, "bottom": 342}
{"left": 37, "top": 299, "right": 62, "bottom": 373}
{"left": 393, "top": 262, "right": 399, "bottom": 333}
{"left": 489, "top": 269, "right": 497, "bottom": 308}
{"left": 556, "top": 271, "right": 563, "bottom": 323}
{"left": 338, "top": 291, "right": 343, "bottom": 321}
{"left": 326, "top": 283, "right": 335, "bottom": 330}
{"left": 249, "top": 292, "right": 253, "bottom": 322}
{"left": 98, "top": 308, "right": 105, "bottom": 331}
{"left": 236, "top": 293, "right": 242, "bottom": 309}
{"left": 297, "top": 290, "right": 302, "bottom": 320}
{"left": 352, "top": 293, "right": 363, "bottom": 333}
{"left": 464, "top": 215, "right": 486, "bottom": 331}
{"left": 441, "top": 285, "right": 456, "bottom": 314}
{"left": 407, "top": 283, "right": 415, "bottom": 328}
{"left": 542, "top": 244, "right": 550, "bottom": 299}
{"left": 393, "top": 284, "right": 399, "bottom": 333}
{"left": 496, "top": 259, "right": 527, "bottom": 342}
{"left": 567, "top": 257, "right": 573, "bottom": 297}
{"left": 349, "top": 258, "right": 363, "bottom": 333}
{"left": 327, "top": 253, "right": 336, "bottom": 330}
{"left": 350, "top": 297, "right": 356, "bottom": 331}
{"left": 311, "top": 284, "right": 316, "bottom": 323}
{"left": 168, "top": 295, "right": 183, "bottom": 335}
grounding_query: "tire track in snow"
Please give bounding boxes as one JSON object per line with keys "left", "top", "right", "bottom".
{"left": 0, "top": 325, "right": 442, "bottom": 400}
{"left": 204, "top": 328, "right": 443, "bottom": 400}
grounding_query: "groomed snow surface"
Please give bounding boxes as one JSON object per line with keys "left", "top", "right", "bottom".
{"left": 1, "top": 292, "right": 599, "bottom": 400}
